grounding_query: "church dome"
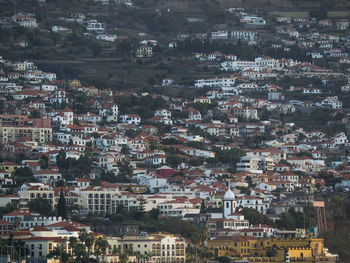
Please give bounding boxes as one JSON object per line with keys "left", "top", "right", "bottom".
{"left": 224, "top": 188, "right": 235, "bottom": 200}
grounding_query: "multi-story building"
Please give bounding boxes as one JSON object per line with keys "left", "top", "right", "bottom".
{"left": 236, "top": 156, "right": 275, "bottom": 174}
{"left": 236, "top": 196, "right": 270, "bottom": 214}
{"left": 194, "top": 77, "right": 236, "bottom": 88}
{"left": 0, "top": 119, "right": 52, "bottom": 144}
{"left": 207, "top": 235, "right": 336, "bottom": 262}
{"left": 76, "top": 186, "right": 120, "bottom": 214}
{"left": 0, "top": 219, "right": 14, "bottom": 235}
{"left": 18, "top": 183, "right": 55, "bottom": 208}
{"left": 113, "top": 233, "right": 186, "bottom": 263}
{"left": 0, "top": 115, "right": 27, "bottom": 126}
{"left": 231, "top": 30, "right": 257, "bottom": 41}
{"left": 211, "top": 30, "right": 229, "bottom": 40}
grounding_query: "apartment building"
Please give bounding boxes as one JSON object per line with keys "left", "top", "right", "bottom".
{"left": 0, "top": 119, "right": 52, "bottom": 144}
{"left": 0, "top": 114, "right": 29, "bottom": 126}
{"left": 18, "top": 183, "right": 55, "bottom": 207}
{"left": 77, "top": 186, "right": 120, "bottom": 214}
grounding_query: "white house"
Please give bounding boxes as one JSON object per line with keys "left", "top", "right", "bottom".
{"left": 256, "top": 182, "right": 277, "bottom": 192}
{"left": 194, "top": 77, "right": 236, "bottom": 88}
{"left": 96, "top": 34, "right": 117, "bottom": 42}
{"left": 155, "top": 109, "right": 171, "bottom": 118}
{"left": 231, "top": 30, "right": 257, "bottom": 41}
{"left": 120, "top": 114, "right": 141, "bottom": 125}
{"left": 211, "top": 30, "right": 228, "bottom": 40}
{"left": 86, "top": 20, "right": 104, "bottom": 32}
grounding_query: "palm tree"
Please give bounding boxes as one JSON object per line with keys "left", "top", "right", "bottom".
{"left": 74, "top": 243, "right": 87, "bottom": 263}
{"left": 78, "top": 229, "right": 95, "bottom": 261}
{"left": 85, "top": 232, "right": 95, "bottom": 261}
{"left": 190, "top": 232, "right": 200, "bottom": 263}
{"left": 13, "top": 217, "right": 21, "bottom": 231}
{"left": 68, "top": 236, "right": 78, "bottom": 260}
{"left": 94, "top": 237, "right": 109, "bottom": 262}
{"left": 117, "top": 158, "right": 133, "bottom": 182}
{"left": 78, "top": 229, "right": 89, "bottom": 245}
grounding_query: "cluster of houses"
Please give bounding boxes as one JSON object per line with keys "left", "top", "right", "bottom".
{"left": 0, "top": 4, "right": 348, "bottom": 263}
{"left": 0, "top": 207, "right": 186, "bottom": 262}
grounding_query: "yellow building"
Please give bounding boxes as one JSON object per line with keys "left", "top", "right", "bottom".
{"left": 0, "top": 161, "right": 19, "bottom": 173}
{"left": 106, "top": 232, "right": 186, "bottom": 263}
{"left": 0, "top": 125, "right": 52, "bottom": 144}
{"left": 207, "top": 236, "right": 258, "bottom": 257}
{"left": 207, "top": 235, "right": 336, "bottom": 263}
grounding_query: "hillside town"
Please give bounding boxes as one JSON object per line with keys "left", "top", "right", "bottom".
{"left": 0, "top": 0, "right": 350, "bottom": 262}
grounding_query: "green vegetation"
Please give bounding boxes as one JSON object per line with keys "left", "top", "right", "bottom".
{"left": 0, "top": 203, "right": 17, "bottom": 217}
{"left": 275, "top": 206, "right": 314, "bottom": 230}
{"left": 177, "top": 39, "right": 262, "bottom": 60}
{"left": 12, "top": 167, "right": 35, "bottom": 185}
{"left": 286, "top": 108, "right": 344, "bottom": 135}
{"left": 56, "top": 149, "right": 93, "bottom": 180}
{"left": 212, "top": 147, "right": 245, "bottom": 165}
{"left": 28, "top": 197, "right": 53, "bottom": 217}
{"left": 114, "top": 95, "right": 167, "bottom": 119}
{"left": 57, "top": 189, "right": 67, "bottom": 219}
{"left": 241, "top": 208, "right": 275, "bottom": 226}
{"left": 108, "top": 207, "right": 199, "bottom": 239}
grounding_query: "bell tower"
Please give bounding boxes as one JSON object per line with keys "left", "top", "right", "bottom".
{"left": 223, "top": 182, "right": 236, "bottom": 218}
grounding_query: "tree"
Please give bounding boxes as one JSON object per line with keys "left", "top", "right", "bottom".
{"left": 149, "top": 208, "right": 160, "bottom": 220}
{"left": 29, "top": 110, "right": 41, "bottom": 118}
{"left": 266, "top": 248, "right": 277, "bottom": 257}
{"left": 28, "top": 197, "right": 52, "bottom": 216}
{"left": 47, "top": 246, "right": 69, "bottom": 263}
{"left": 238, "top": 186, "right": 251, "bottom": 196}
{"left": 216, "top": 256, "right": 231, "bottom": 263}
{"left": 13, "top": 167, "right": 35, "bottom": 185}
{"left": 117, "top": 159, "right": 133, "bottom": 182}
{"left": 0, "top": 202, "right": 17, "bottom": 216}
{"left": 166, "top": 155, "right": 183, "bottom": 169}
{"left": 85, "top": 232, "right": 95, "bottom": 261}
{"left": 56, "top": 149, "right": 67, "bottom": 171}
{"left": 39, "top": 155, "right": 49, "bottom": 169}
{"left": 57, "top": 189, "right": 67, "bottom": 219}
{"left": 200, "top": 200, "right": 206, "bottom": 214}
{"left": 94, "top": 237, "right": 109, "bottom": 262}
{"left": 241, "top": 208, "right": 275, "bottom": 226}
{"left": 69, "top": 236, "right": 78, "bottom": 260}
{"left": 14, "top": 217, "right": 21, "bottom": 231}
{"left": 138, "top": 197, "right": 146, "bottom": 216}
{"left": 245, "top": 176, "right": 253, "bottom": 187}
{"left": 78, "top": 229, "right": 89, "bottom": 245}
{"left": 74, "top": 243, "right": 87, "bottom": 263}
{"left": 79, "top": 229, "right": 94, "bottom": 261}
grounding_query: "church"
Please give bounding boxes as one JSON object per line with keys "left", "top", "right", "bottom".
{"left": 186, "top": 185, "right": 250, "bottom": 232}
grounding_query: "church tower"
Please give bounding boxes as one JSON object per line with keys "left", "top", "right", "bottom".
{"left": 223, "top": 182, "right": 236, "bottom": 218}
